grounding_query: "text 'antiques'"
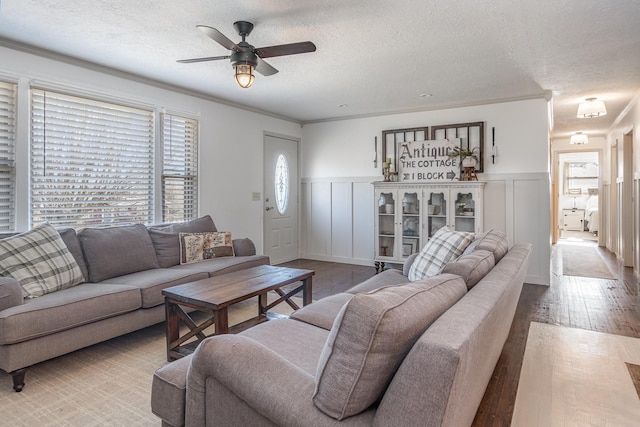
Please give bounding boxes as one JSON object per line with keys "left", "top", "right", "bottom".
{"left": 398, "top": 138, "right": 460, "bottom": 182}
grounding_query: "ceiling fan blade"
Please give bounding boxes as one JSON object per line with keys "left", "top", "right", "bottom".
{"left": 255, "top": 41, "right": 316, "bottom": 58}
{"left": 177, "top": 55, "right": 230, "bottom": 63}
{"left": 196, "top": 25, "right": 239, "bottom": 51}
{"left": 255, "top": 57, "right": 278, "bottom": 76}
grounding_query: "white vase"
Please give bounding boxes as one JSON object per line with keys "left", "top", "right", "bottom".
{"left": 462, "top": 157, "right": 477, "bottom": 168}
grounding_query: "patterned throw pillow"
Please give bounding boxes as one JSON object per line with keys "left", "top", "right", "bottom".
{"left": 0, "top": 223, "right": 85, "bottom": 298}
{"left": 179, "top": 231, "right": 234, "bottom": 264}
{"left": 408, "top": 227, "right": 474, "bottom": 281}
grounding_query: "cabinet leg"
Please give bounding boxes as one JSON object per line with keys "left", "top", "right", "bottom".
{"left": 374, "top": 261, "right": 386, "bottom": 274}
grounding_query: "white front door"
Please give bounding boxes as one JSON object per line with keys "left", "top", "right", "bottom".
{"left": 263, "top": 134, "right": 299, "bottom": 264}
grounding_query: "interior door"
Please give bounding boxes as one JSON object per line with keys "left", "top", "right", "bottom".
{"left": 263, "top": 134, "right": 299, "bottom": 264}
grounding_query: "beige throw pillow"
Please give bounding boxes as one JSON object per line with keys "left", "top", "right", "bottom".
{"left": 442, "top": 249, "right": 495, "bottom": 289}
{"left": 313, "top": 274, "right": 467, "bottom": 420}
{"left": 179, "top": 231, "right": 234, "bottom": 264}
{"left": 474, "top": 229, "right": 509, "bottom": 262}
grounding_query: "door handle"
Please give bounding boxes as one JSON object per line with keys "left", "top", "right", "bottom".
{"left": 266, "top": 206, "right": 274, "bottom": 211}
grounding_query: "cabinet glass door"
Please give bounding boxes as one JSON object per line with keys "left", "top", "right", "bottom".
{"left": 425, "top": 190, "right": 448, "bottom": 238}
{"left": 452, "top": 190, "right": 476, "bottom": 232}
{"left": 377, "top": 191, "right": 396, "bottom": 258}
{"left": 401, "top": 191, "right": 421, "bottom": 257}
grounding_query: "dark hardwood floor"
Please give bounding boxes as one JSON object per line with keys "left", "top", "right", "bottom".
{"left": 280, "top": 239, "right": 640, "bottom": 426}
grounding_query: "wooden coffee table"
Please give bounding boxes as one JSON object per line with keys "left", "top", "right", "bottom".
{"left": 162, "top": 265, "right": 314, "bottom": 361}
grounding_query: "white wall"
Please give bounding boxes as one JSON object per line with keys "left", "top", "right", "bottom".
{"left": 1, "top": 46, "right": 302, "bottom": 252}
{"left": 301, "top": 99, "right": 552, "bottom": 285}
{"left": 303, "top": 100, "right": 550, "bottom": 178}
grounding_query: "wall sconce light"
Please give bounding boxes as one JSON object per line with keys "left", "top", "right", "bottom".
{"left": 577, "top": 97, "right": 607, "bottom": 118}
{"left": 570, "top": 132, "right": 589, "bottom": 145}
{"left": 235, "top": 63, "right": 255, "bottom": 88}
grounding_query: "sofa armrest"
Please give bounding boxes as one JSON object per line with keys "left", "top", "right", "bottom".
{"left": 0, "top": 277, "right": 23, "bottom": 311}
{"left": 402, "top": 252, "right": 419, "bottom": 276}
{"left": 232, "top": 238, "right": 257, "bottom": 256}
{"left": 186, "top": 334, "right": 375, "bottom": 427}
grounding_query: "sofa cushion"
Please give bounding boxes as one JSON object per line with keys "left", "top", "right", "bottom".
{"left": 58, "top": 228, "right": 89, "bottom": 282}
{"left": 442, "top": 250, "right": 495, "bottom": 289}
{"left": 240, "top": 318, "right": 331, "bottom": 376}
{"left": 179, "top": 231, "right": 234, "bottom": 264}
{"left": 347, "top": 269, "right": 408, "bottom": 294}
{"left": 474, "top": 229, "right": 509, "bottom": 262}
{"left": 0, "top": 282, "right": 141, "bottom": 344}
{"left": 290, "top": 293, "right": 354, "bottom": 330}
{"left": 408, "top": 227, "right": 474, "bottom": 281}
{"left": 169, "top": 254, "right": 270, "bottom": 278}
{"left": 147, "top": 215, "right": 217, "bottom": 268}
{"left": 78, "top": 224, "right": 160, "bottom": 283}
{"left": 99, "top": 268, "right": 209, "bottom": 308}
{"left": 0, "top": 223, "right": 85, "bottom": 298}
{"left": 313, "top": 274, "right": 467, "bottom": 420}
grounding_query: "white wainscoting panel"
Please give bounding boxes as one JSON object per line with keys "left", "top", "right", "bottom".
{"left": 301, "top": 173, "right": 551, "bottom": 285}
{"left": 330, "top": 182, "right": 353, "bottom": 259}
{"left": 301, "top": 177, "right": 376, "bottom": 266}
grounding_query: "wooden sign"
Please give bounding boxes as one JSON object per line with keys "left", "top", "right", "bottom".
{"left": 397, "top": 138, "right": 460, "bottom": 182}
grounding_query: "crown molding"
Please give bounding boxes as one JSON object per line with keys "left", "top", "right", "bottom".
{"left": 0, "top": 37, "right": 302, "bottom": 125}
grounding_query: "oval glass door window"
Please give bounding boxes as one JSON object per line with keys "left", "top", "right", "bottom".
{"left": 275, "top": 154, "right": 289, "bottom": 215}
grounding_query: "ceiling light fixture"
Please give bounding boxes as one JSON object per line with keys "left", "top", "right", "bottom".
{"left": 569, "top": 132, "right": 589, "bottom": 145}
{"left": 577, "top": 97, "right": 607, "bottom": 118}
{"left": 234, "top": 63, "right": 255, "bottom": 88}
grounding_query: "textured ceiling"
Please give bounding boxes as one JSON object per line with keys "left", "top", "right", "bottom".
{"left": 0, "top": 0, "right": 639, "bottom": 138}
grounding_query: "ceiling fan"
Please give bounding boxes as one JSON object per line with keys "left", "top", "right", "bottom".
{"left": 178, "top": 21, "right": 316, "bottom": 88}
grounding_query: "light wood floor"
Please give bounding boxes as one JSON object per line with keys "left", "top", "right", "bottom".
{"left": 281, "top": 239, "right": 640, "bottom": 426}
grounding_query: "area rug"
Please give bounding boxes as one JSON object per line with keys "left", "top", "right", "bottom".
{"left": 0, "top": 294, "right": 302, "bottom": 426}
{"left": 561, "top": 244, "right": 616, "bottom": 279}
{"left": 512, "top": 322, "right": 640, "bottom": 426}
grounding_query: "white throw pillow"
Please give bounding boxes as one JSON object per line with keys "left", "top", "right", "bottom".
{"left": 0, "top": 223, "right": 85, "bottom": 298}
{"left": 408, "top": 227, "right": 474, "bottom": 281}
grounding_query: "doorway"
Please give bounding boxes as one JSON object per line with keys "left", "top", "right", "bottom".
{"left": 263, "top": 134, "right": 299, "bottom": 264}
{"left": 557, "top": 151, "right": 600, "bottom": 243}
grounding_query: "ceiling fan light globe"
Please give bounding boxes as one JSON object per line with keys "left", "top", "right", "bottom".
{"left": 235, "top": 64, "right": 255, "bottom": 88}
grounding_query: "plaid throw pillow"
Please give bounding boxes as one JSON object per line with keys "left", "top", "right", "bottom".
{"left": 408, "top": 227, "right": 474, "bottom": 281}
{"left": 0, "top": 223, "right": 85, "bottom": 298}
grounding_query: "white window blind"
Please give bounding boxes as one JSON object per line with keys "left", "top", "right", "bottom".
{"left": 30, "top": 89, "right": 155, "bottom": 229}
{"left": 161, "top": 113, "right": 198, "bottom": 223}
{"left": 0, "top": 81, "right": 16, "bottom": 231}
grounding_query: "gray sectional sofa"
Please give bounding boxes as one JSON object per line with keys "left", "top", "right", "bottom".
{"left": 0, "top": 215, "right": 269, "bottom": 392}
{"left": 151, "top": 230, "right": 532, "bottom": 427}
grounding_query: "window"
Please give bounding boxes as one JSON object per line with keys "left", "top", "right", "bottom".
{"left": 564, "top": 161, "right": 598, "bottom": 195}
{"left": 161, "top": 113, "right": 198, "bottom": 222}
{"left": 0, "top": 81, "right": 16, "bottom": 231}
{"left": 30, "top": 89, "right": 154, "bottom": 229}
{"left": 274, "top": 154, "right": 289, "bottom": 214}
